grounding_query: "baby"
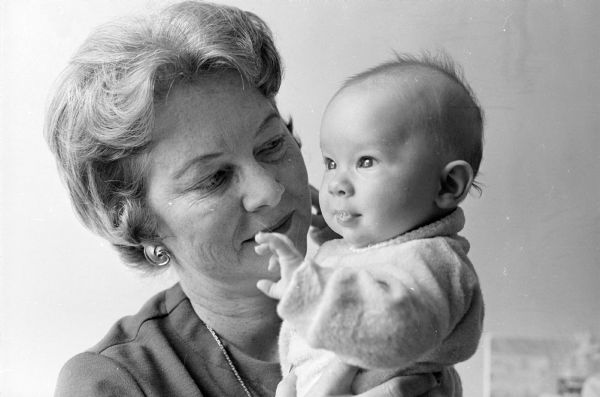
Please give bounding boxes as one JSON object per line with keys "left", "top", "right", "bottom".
{"left": 255, "top": 53, "right": 484, "bottom": 396}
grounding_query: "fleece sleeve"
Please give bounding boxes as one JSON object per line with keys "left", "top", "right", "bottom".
{"left": 54, "top": 352, "right": 145, "bottom": 397}
{"left": 277, "top": 238, "right": 483, "bottom": 370}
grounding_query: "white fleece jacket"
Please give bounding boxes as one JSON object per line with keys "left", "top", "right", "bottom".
{"left": 277, "top": 208, "right": 483, "bottom": 396}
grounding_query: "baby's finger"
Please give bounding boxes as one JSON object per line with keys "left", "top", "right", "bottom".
{"left": 259, "top": 232, "right": 301, "bottom": 262}
{"left": 255, "top": 243, "right": 273, "bottom": 256}
{"left": 358, "top": 373, "right": 438, "bottom": 397}
{"left": 256, "top": 279, "right": 278, "bottom": 299}
{"left": 255, "top": 231, "right": 273, "bottom": 244}
{"left": 308, "top": 361, "right": 358, "bottom": 396}
{"left": 275, "top": 372, "right": 297, "bottom": 397}
{"left": 268, "top": 255, "right": 281, "bottom": 273}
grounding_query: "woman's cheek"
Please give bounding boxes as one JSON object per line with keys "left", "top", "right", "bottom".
{"left": 185, "top": 193, "right": 238, "bottom": 243}
{"left": 288, "top": 152, "right": 308, "bottom": 184}
{"left": 195, "top": 239, "right": 239, "bottom": 273}
{"left": 280, "top": 151, "right": 309, "bottom": 201}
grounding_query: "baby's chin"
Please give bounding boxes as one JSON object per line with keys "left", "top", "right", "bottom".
{"left": 344, "top": 233, "right": 376, "bottom": 249}
{"left": 332, "top": 220, "right": 406, "bottom": 248}
{"left": 345, "top": 230, "right": 405, "bottom": 249}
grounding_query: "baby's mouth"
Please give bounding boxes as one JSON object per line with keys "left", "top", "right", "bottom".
{"left": 334, "top": 210, "right": 358, "bottom": 223}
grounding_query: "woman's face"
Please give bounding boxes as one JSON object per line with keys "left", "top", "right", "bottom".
{"left": 145, "top": 72, "right": 311, "bottom": 295}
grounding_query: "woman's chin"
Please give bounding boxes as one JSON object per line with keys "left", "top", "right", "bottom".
{"left": 237, "top": 244, "right": 273, "bottom": 277}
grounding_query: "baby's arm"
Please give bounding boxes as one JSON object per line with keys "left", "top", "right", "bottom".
{"left": 277, "top": 239, "right": 483, "bottom": 370}
{"left": 255, "top": 232, "right": 305, "bottom": 300}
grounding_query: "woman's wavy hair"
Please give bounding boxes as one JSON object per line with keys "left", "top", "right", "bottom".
{"left": 44, "top": 1, "right": 283, "bottom": 271}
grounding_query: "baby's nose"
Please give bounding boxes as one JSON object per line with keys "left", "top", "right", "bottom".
{"left": 328, "top": 174, "right": 354, "bottom": 197}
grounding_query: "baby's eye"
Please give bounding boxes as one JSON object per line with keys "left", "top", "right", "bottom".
{"left": 357, "top": 156, "right": 375, "bottom": 168}
{"left": 324, "top": 158, "right": 336, "bottom": 170}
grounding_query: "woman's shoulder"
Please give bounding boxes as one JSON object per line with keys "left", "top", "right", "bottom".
{"left": 55, "top": 283, "right": 200, "bottom": 396}
{"left": 55, "top": 352, "right": 144, "bottom": 396}
{"left": 90, "top": 283, "right": 188, "bottom": 354}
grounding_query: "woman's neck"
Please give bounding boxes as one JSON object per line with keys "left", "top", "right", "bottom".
{"left": 183, "top": 280, "right": 282, "bottom": 362}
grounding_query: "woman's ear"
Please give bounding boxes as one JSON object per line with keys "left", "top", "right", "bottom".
{"left": 435, "top": 160, "right": 474, "bottom": 209}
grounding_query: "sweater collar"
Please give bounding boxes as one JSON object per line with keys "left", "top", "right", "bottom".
{"left": 349, "top": 207, "right": 465, "bottom": 253}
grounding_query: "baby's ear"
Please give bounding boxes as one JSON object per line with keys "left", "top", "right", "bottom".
{"left": 435, "top": 160, "right": 474, "bottom": 209}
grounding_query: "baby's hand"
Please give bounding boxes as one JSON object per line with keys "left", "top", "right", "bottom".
{"left": 255, "top": 232, "right": 304, "bottom": 300}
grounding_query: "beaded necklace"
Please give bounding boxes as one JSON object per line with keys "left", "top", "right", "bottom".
{"left": 203, "top": 322, "right": 253, "bottom": 397}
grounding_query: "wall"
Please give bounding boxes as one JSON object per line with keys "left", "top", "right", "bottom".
{"left": 1, "top": 1, "right": 599, "bottom": 396}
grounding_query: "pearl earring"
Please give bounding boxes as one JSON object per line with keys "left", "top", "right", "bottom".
{"left": 143, "top": 245, "right": 171, "bottom": 267}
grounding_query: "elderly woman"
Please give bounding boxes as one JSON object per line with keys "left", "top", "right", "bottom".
{"left": 46, "top": 1, "right": 459, "bottom": 396}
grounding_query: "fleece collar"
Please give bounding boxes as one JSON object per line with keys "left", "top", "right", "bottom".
{"left": 349, "top": 207, "right": 465, "bottom": 253}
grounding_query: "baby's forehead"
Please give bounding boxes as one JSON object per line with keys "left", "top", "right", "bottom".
{"left": 350, "top": 68, "right": 468, "bottom": 128}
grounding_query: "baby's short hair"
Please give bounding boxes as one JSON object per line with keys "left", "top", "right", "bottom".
{"left": 343, "top": 52, "right": 484, "bottom": 192}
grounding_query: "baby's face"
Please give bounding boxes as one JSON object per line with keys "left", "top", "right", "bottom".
{"left": 319, "top": 83, "right": 444, "bottom": 248}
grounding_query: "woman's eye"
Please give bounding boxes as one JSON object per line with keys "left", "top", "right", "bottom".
{"left": 324, "top": 158, "right": 336, "bottom": 170}
{"left": 256, "top": 136, "right": 286, "bottom": 160}
{"left": 358, "top": 156, "right": 375, "bottom": 168}
{"left": 193, "top": 169, "right": 230, "bottom": 193}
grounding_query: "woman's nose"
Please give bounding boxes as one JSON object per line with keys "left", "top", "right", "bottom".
{"left": 327, "top": 172, "right": 354, "bottom": 197}
{"left": 241, "top": 164, "right": 284, "bottom": 212}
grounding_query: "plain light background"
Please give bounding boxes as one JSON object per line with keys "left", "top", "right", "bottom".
{"left": 1, "top": 0, "right": 599, "bottom": 396}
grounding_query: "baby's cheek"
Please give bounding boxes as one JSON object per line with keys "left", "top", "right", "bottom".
{"left": 318, "top": 195, "right": 330, "bottom": 218}
{"left": 322, "top": 212, "right": 341, "bottom": 237}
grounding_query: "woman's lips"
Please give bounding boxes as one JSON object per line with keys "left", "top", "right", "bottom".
{"left": 243, "top": 212, "right": 294, "bottom": 244}
{"left": 266, "top": 211, "right": 294, "bottom": 234}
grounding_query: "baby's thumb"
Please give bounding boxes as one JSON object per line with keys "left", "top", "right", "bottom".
{"left": 275, "top": 372, "right": 297, "bottom": 397}
{"left": 256, "top": 279, "right": 279, "bottom": 300}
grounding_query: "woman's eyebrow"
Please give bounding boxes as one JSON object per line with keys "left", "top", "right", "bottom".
{"left": 173, "top": 152, "right": 222, "bottom": 180}
{"left": 255, "top": 112, "right": 280, "bottom": 136}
